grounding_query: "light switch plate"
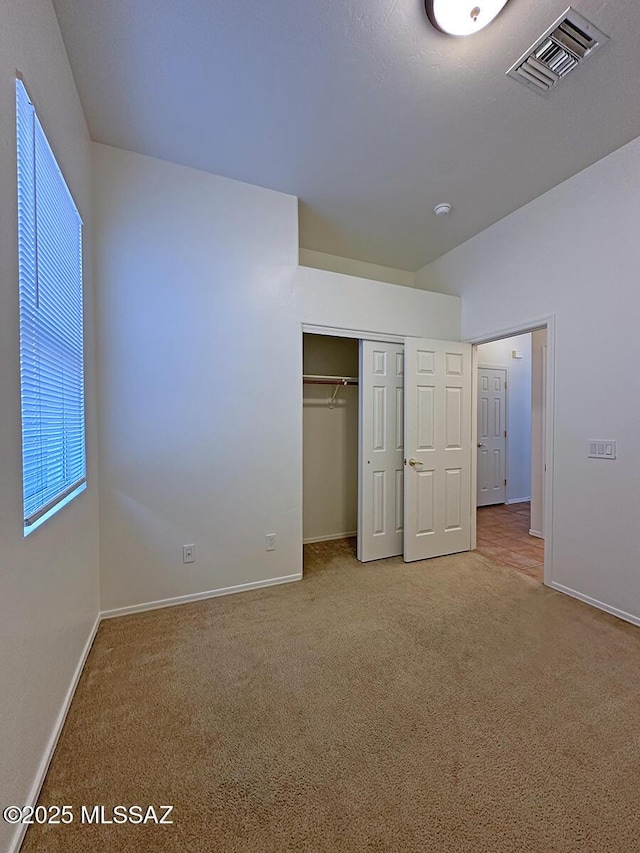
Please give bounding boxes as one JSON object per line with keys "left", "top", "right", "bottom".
{"left": 588, "top": 440, "right": 616, "bottom": 460}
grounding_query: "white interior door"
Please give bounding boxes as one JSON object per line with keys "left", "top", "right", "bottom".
{"left": 477, "top": 367, "right": 507, "bottom": 506}
{"left": 403, "top": 338, "right": 472, "bottom": 562}
{"left": 357, "top": 341, "right": 405, "bottom": 562}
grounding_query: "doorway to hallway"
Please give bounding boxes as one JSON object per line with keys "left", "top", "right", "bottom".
{"left": 471, "top": 324, "right": 551, "bottom": 585}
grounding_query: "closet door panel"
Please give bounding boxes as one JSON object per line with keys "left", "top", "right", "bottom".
{"left": 358, "top": 340, "right": 404, "bottom": 562}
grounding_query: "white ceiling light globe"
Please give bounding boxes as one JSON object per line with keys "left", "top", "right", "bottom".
{"left": 427, "top": 0, "right": 510, "bottom": 37}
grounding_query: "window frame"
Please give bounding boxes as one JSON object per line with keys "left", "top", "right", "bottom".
{"left": 16, "top": 78, "right": 87, "bottom": 535}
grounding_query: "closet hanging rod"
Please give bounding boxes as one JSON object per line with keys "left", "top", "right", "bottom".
{"left": 303, "top": 374, "right": 359, "bottom": 386}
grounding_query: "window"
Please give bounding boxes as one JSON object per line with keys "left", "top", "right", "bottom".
{"left": 16, "top": 79, "right": 86, "bottom": 534}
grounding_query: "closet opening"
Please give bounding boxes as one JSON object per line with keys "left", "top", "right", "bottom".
{"left": 303, "top": 333, "right": 359, "bottom": 561}
{"left": 303, "top": 324, "right": 479, "bottom": 574}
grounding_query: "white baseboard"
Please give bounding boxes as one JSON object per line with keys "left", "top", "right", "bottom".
{"left": 506, "top": 497, "right": 531, "bottom": 505}
{"left": 550, "top": 581, "right": 640, "bottom": 628}
{"left": 529, "top": 529, "right": 544, "bottom": 539}
{"left": 10, "top": 614, "right": 100, "bottom": 853}
{"left": 100, "top": 573, "right": 303, "bottom": 620}
{"left": 303, "top": 531, "right": 357, "bottom": 545}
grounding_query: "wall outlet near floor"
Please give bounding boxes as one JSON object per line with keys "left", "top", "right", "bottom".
{"left": 183, "top": 544, "right": 195, "bottom": 563}
{"left": 266, "top": 534, "right": 276, "bottom": 552}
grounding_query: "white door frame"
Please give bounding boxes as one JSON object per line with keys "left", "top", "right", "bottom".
{"left": 477, "top": 363, "right": 509, "bottom": 507}
{"left": 466, "top": 315, "right": 555, "bottom": 587}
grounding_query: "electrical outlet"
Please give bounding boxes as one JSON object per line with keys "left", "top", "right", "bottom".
{"left": 183, "top": 544, "right": 195, "bottom": 563}
{"left": 266, "top": 534, "right": 276, "bottom": 552}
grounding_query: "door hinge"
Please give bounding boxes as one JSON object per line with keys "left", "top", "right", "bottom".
{"left": 504, "top": 479, "right": 507, "bottom": 486}
{"left": 504, "top": 430, "right": 507, "bottom": 437}
{"left": 504, "top": 381, "right": 507, "bottom": 389}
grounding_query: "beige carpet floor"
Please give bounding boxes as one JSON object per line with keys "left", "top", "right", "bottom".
{"left": 22, "top": 541, "right": 640, "bottom": 852}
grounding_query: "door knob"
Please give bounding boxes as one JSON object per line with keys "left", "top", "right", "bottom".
{"left": 408, "top": 458, "right": 423, "bottom": 467}
{"left": 477, "top": 443, "right": 484, "bottom": 448}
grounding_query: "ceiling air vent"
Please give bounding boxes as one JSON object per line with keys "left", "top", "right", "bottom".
{"left": 506, "top": 7, "right": 609, "bottom": 94}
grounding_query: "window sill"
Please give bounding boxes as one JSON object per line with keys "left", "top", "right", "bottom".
{"left": 24, "top": 481, "right": 87, "bottom": 537}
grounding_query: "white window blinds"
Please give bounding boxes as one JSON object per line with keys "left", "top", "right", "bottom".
{"left": 16, "top": 79, "right": 86, "bottom": 530}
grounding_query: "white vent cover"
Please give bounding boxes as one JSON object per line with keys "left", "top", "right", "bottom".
{"left": 507, "top": 7, "right": 609, "bottom": 94}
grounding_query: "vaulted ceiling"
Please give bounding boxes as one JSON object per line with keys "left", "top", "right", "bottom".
{"left": 53, "top": 0, "right": 640, "bottom": 270}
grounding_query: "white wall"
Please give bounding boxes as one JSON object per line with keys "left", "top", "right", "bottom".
{"left": 299, "top": 248, "right": 416, "bottom": 288}
{"left": 417, "top": 134, "right": 640, "bottom": 623}
{"left": 0, "top": 3, "right": 100, "bottom": 850}
{"left": 93, "top": 143, "right": 461, "bottom": 612}
{"left": 93, "top": 144, "right": 300, "bottom": 611}
{"left": 303, "top": 335, "right": 359, "bottom": 542}
{"left": 297, "top": 266, "right": 459, "bottom": 340}
{"left": 477, "top": 334, "right": 532, "bottom": 504}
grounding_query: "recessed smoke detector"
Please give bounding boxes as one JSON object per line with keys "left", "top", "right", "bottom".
{"left": 433, "top": 202, "right": 452, "bottom": 216}
{"left": 506, "top": 7, "right": 609, "bottom": 94}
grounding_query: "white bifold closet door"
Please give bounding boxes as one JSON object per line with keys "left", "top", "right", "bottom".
{"left": 403, "top": 338, "right": 472, "bottom": 562}
{"left": 357, "top": 341, "right": 405, "bottom": 562}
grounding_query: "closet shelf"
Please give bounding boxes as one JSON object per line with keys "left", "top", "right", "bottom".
{"left": 303, "top": 374, "right": 358, "bottom": 386}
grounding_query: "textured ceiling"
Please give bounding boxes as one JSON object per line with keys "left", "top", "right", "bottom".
{"left": 53, "top": 0, "right": 640, "bottom": 271}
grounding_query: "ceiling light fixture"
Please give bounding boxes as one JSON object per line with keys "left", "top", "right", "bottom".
{"left": 426, "top": 0, "right": 510, "bottom": 37}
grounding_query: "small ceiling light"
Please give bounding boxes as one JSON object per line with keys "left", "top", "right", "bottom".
{"left": 433, "top": 203, "right": 452, "bottom": 216}
{"left": 426, "top": 0, "right": 510, "bottom": 37}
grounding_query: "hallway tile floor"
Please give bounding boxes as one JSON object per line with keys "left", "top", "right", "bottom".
{"left": 475, "top": 502, "right": 544, "bottom": 582}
